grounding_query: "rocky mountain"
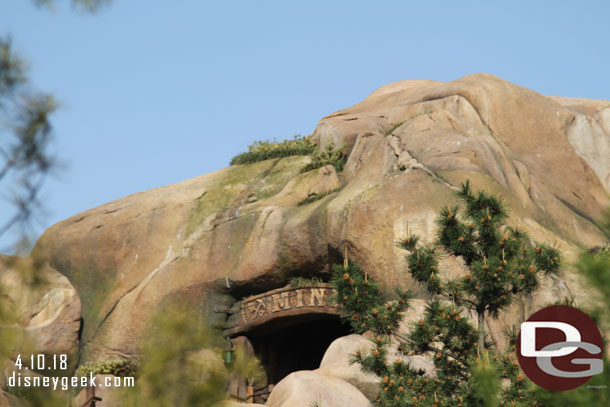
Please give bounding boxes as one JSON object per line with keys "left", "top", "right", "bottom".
{"left": 3, "top": 73, "right": 609, "bottom": 405}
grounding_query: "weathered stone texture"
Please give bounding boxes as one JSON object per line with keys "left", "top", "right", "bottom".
{"left": 23, "top": 73, "right": 610, "bottom": 363}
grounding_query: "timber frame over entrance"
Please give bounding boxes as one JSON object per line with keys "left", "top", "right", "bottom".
{"left": 223, "top": 283, "right": 340, "bottom": 336}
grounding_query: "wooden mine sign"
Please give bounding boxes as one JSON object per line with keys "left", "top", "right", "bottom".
{"left": 223, "top": 283, "right": 340, "bottom": 336}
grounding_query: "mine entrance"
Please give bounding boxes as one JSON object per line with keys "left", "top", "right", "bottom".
{"left": 224, "top": 283, "right": 350, "bottom": 398}
{"left": 247, "top": 313, "right": 351, "bottom": 385}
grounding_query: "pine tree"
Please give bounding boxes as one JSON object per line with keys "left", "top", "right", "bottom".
{"left": 400, "top": 180, "right": 561, "bottom": 352}
{"left": 332, "top": 181, "right": 562, "bottom": 407}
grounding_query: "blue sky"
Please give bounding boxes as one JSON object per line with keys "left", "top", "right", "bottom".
{"left": 1, "top": 1, "right": 609, "bottom": 253}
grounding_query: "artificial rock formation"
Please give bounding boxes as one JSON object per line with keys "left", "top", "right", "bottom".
{"left": 265, "top": 370, "right": 371, "bottom": 407}
{"left": 0, "top": 255, "right": 81, "bottom": 373}
{"left": 26, "top": 73, "right": 609, "bottom": 367}
{"left": 315, "top": 334, "right": 381, "bottom": 399}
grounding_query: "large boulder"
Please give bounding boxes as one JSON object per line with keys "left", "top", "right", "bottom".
{"left": 29, "top": 74, "right": 610, "bottom": 361}
{"left": 316, "top": 334, "right": 379, "bottom": 399}
{"left": 317, "top": 332, "right": 437, "bottom": 401}
{"left": 0, "top": 255, "right": 81, "bottom": 374}
{"left": 265, "top": 370, "right": 371, "bottom": 407}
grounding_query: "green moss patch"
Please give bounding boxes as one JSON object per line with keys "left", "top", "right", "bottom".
{"left": 186, "top": 157, "right": 306, "bottom": 236}
{"left": 252, "top": 156, "right": 309, "bottom": 201}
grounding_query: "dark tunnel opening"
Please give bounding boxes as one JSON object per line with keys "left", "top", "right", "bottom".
{"left": 246, "top": 313, "right": 352, "bottom": 385}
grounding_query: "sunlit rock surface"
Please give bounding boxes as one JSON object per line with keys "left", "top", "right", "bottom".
{"left": 28, "top": 74, "right": 609, "bottom": 364}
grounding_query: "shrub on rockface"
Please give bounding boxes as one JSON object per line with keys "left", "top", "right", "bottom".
{"left": 78, "top": 359, "right": 137, "bottom": 378}
{"left": 301, "top": 143, "right": 347, "bottom": 173}
{"left": 332, "top": 181, "right": 563, "bottom": 406}
{"left": 230, "top": 134, "right": 348, "bottom": 175}
{"left": 230, "top": 135, "right": 315, "bottom": 165}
